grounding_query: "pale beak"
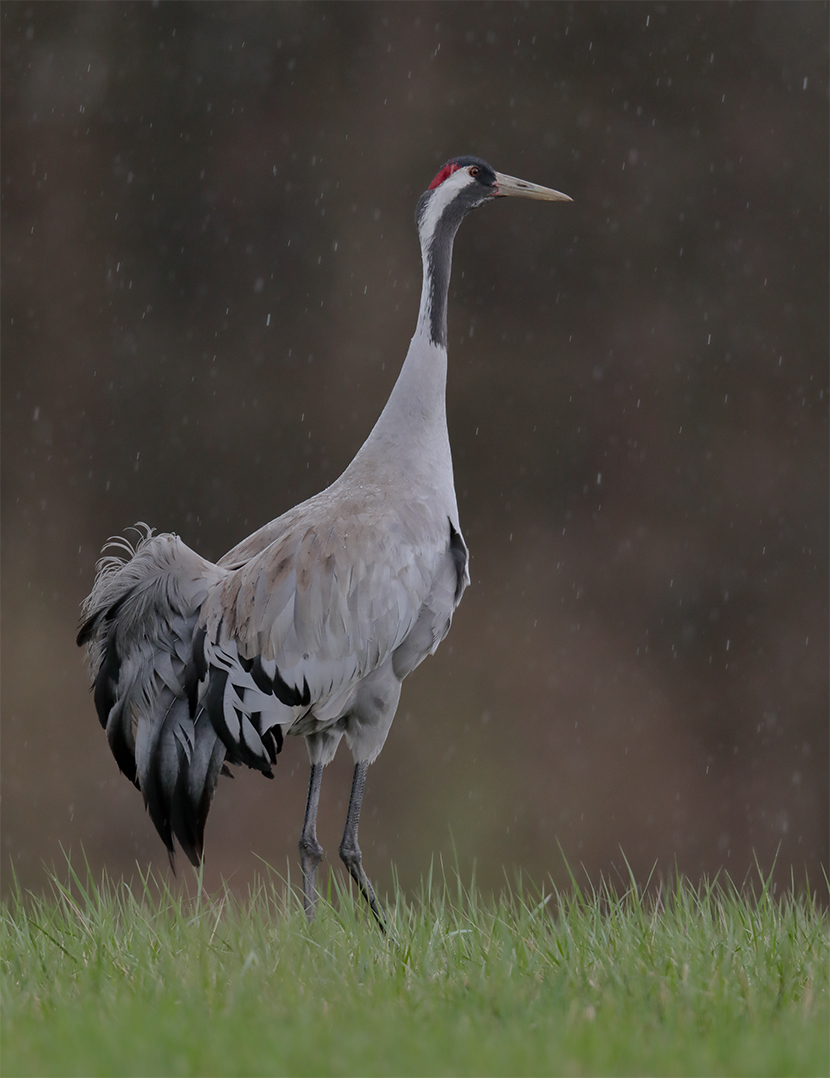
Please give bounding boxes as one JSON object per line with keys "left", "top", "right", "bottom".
{"left": 493, "top": 171, "right": 572, "bottom": 202}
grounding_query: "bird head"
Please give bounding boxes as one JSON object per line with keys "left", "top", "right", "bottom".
{"left": 415, "top": 155, "right": 571, "bottom": 249}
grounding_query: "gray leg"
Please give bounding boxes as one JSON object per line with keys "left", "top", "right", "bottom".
{"left": 339, "top": 760, "right": 385, "bottom": 929}
{"left": 298, "top": 762, "right": 324, "bottom": 922}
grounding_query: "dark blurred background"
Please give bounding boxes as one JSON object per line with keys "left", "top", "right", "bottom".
{"left": 3, "top": 2, "right": 827, "bottom": 901}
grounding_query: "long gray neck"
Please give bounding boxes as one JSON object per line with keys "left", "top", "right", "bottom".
{"left": 345, "top": 196, "right": 465, "bottom": 503}
{"left": 369, "top": 192, "right": 468, "bottom": 440}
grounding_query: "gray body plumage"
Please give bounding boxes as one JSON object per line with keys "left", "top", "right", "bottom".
{"left": 79, "top": 334, "right": 467, "bottom": 864}
{"left": 79, "top": 156, "right": 570, "bottom": 922}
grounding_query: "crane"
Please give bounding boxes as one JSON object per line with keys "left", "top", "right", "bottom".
{"left": 78, "top": 156, "right": 571, "bottom": 926}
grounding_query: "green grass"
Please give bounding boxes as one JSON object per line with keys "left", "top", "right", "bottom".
{"left": 2, "top": 857, "right": 827, "bottom": 1077}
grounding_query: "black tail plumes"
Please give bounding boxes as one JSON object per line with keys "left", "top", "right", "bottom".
{"left": 77, "top": 527, "right": 248, "bottom": 866}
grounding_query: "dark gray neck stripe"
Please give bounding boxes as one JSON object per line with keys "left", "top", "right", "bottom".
{"left": 424, "top": 196, "right": 473, "bottom": 348}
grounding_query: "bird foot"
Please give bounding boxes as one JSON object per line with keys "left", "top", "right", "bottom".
{"left": 340, "top": 841, "right": 386, "bottom": 930}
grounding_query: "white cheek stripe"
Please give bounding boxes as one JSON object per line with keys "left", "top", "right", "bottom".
{"left": 419, "top": 169, "right": 476, "bottom": 250}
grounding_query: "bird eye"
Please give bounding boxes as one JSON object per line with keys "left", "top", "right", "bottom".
{"left": 469, "top": 166, "right": 480, "bottom": 177}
